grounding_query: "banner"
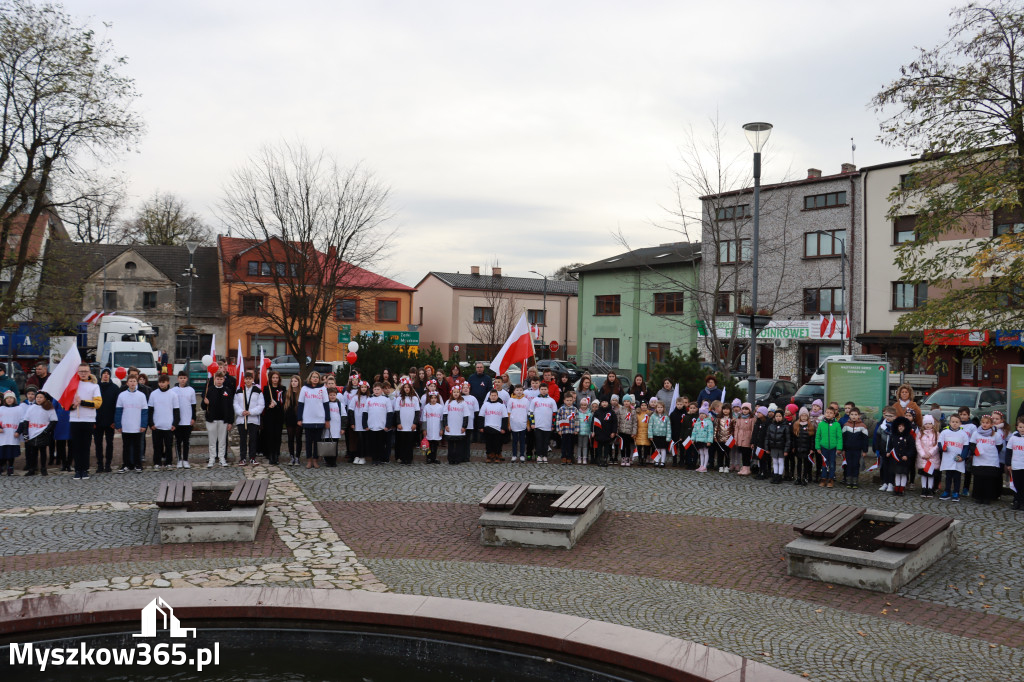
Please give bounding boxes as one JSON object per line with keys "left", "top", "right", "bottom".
{"left": 824, "top": 361, "right": 890, "bottom": 422}
{"left": 1009, "top": 365, "right": 1024, "bottom": 424}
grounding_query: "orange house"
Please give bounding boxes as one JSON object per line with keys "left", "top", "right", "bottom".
{"left": 218, "top": 236, "right": 415, "bottom": 363}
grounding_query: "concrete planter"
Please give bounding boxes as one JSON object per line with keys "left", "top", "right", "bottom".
{"left": 158, "top": 481, "right": 265, "bottom": 544}
{"left": 784, "top": 509, "right": 960, "bottom": 593}
{"left": 479, "top": 484, "right": 604, "bottom": 549}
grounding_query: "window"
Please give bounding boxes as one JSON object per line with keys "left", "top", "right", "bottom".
{"left": 377, "top": 299, "right": 399, "bottom": 322}
{"left": 247, "top": 261, "right": 259, "bottom": 276}
{"left": 803, "top": 191, "right": 847, "bottom": 210}
{"left": 175, "top": 333, "right": 212, "bottom": 362}
{"left": 593, "top": 338, "right": 620, "bottom": 365}
{"left": 260, "top": 262, "right": 272, "bottom": 276}
{"left": 103, "top": 290, "right": 117, "bottom": 310}
{"left": 654, "top": 292, "right": 685, "bottom": 315}
{"left": 251, "top": 334, "right": 288, "bottom": 358}
{"left": 473, "top": 306, "right": 494, "bottom": 324}
{"left": 893, "top": 216, "right": 917, "bottom": 244}
{"left": 142, "top": 291, "right": 157, "bottom": 310}
{"left": 718, "top": 239, "right": 751, "bottom": 264}
{"left": 804, "top": 229, "right": 845, "bottom": 258}
{"left": 240, "top": 294, "right": 264, "bottom": 316}
{"left": 892, "top": 282, "right": 927, "bottom": 310}
{"left": 124, "top": 261, "right": 137, "bottom": 274}
{"left": 715, "top": 291, "right": 745, "bottom": 314}
{"left": 275, "top": 262, "right": 287, "bottom": 277}
{"left": 715, "top": 204, "right": 751, "bottom": 221}
{"left": 994, "top": 207, "right": 1024, "bottom": 236}
{"left": 803, "top": 287, "right": 844, "bottom": 313}
{"left": 595, "top": 295, "right": 620, "bottom": 316}
{"left": 527, "top": 309, "right": 546, "bottom": 326}
{"left": 336, "top": 298, "right": 357, "bottom": 321}
{"left": 995, "top": 278, "right": 1024, "bottom": 308}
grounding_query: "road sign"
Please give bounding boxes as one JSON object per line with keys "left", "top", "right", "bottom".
{"left": 337, "top": 325, "right": 352, "bottom": 343}
{"left": 549, "top": 340, "right": 559, "bottom": 352}
{"left": 452, "top": 344, "right": 460, "bottom": 352}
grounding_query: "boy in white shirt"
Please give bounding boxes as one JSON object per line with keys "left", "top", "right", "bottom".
{"left": 507, "top": 385, "right": 531, "bottom": 463}
{"left": 115, "top": 376, "right": 149, "bottom": 472}
{"left": 362, "top": 382, "right": 393, "bottom": 464}
{"left": 938, "top": 414, "right": 971, "bottom": 501}
{"left": 171, "top": 371, "right": 197, "bottom": 468}
{"left": 529, "top": 383, "right": 558, "bottom": 464}
{"left": 148, "top": 374, "right": 179, "bottom": 470}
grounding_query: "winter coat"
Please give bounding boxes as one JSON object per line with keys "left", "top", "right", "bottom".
{"left": 669, "top": 408, "right": 688, "bottom": 440}
{"left": 792, "top": 421, "right": 816, "bottom": 453}
{"left": 629, "top": 384, "right": 650, "bottom": 405}
{"left": 766, "top": 421, "right": 790, "bottom": 451}
{"left": 734, "top": 415, "right": 755, "bottom": 448}
{"left": 593, "top": 406, "right": 617, "bottom": 442}
{"left": 634, "top": 411, "right": 652, "bottom": 446}
{"left": 616, "top": 406, "right": 637, "bottom": 436}
{"left": 714, "top": 416, "right": 733, "bottom": 444}
{"left": 815, "top": 418, "right": 843, "bottom": 450}
{"left": 648, "top": 413, "right": 671, "bottom": 439}
{"left": 95, "top": 380, "right": 120, "bottom": 428}
{"left": 841, "top": 419, "right": 870, "bottom": 454}
{"left": 691, "top": 415, "right": 715, "bottom": 444}
{"left": 751, "top": 417, "right": 768, "bottom": 449}
{"left": 915, "top": 429, "right": 940, "bottom": 474}
{"left": 891, "top": 417, "right": 917, "bottom": 474}
{"left": 656, "top": 387, "right": 675, "bottom": 408}
{"left": 892, "top": 399, "right": 924, "bottom": 430}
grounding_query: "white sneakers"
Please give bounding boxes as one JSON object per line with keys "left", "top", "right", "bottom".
{"left": 878, "top": 483, "right": 894, "bottom": 492}
{"left": 177, "top": 460, "right": 184, "bottom": 469}
{"left": 183, "top": 461, "right": 190, "bottom": 469}
{"left": 354, "top": 457, "right": 366, "bottom": 465}
{"left": 207, "top": 460, "right": 215, "bottom": 468}
{"left": 219, "top": 458, "right": 228, "bottom": 467}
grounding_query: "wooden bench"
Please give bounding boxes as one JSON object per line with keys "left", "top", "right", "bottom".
{"left": 156, "top": 481, "right": 193, "bottom": 508}
{"left": 793, "top": 504, "right": 866, "bottom": 538}
{"left": 549, "top": 484, "right": 605, "bottom": 515}
{"left": 873, "top": 513, "right": 954, "bottom": 550}
{"left": 228, "top": 479, "right": 269, "bottom": 507}
{"left": 480, "top": 481, "right": 530, "bottom": 510}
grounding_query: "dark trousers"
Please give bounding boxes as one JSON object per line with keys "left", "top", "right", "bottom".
{"left": 123, "top": 432, "right": 143, "bottom": 469}
{"left": 484, "top": 427, "right": 504, "bottom": 456}
{"left": 53, "top": 440, "right": 68, "bottom": 469}
{"left": 152, "top": 429, "right": 174, "bottom": 466}
{"left": 396, "top": 430, "right": 417, "bottom": 464}
{"left": 534, "top": 429, "right": 552, "bottom": 458}
{"left": 526, "top": 428, "right": 535, "bottom": 459}
{"left": 739, "top": 446, "right": 751, "bottom": 467}
{"left": 236, "top": 424, "right": 258, "bottom": 461}
{"left": 615, "top": 434, "right": 633, "bottom": 462}
{"left": 288, "top": 425, "right": 303, "bottom": 459}
{"left": 304, "top": 426, "right": 324, "bottom": 459}
{"left": 344, "top": 424, "right": 358, "bottom": 461}
{"left": 846, "top": 450, "right": 862, "bottom": 483}
{"left": 1012, "top": 470, "right": 1024, "bottom": 506}
{"left": 559, "top": 433, "right": 576, "bottom": 460}
{"left": 795, "top": 451, "right": 812, "bottom": 481}
{"left": 427, "top": 440, "right": 440, "bottom": 462}
{"left": 174, "top": 425, "right": 192, "bottom": 462}
{"left": 366, "top": 429, "right": 387, "bottom": 462}
{"left": 595, "top": 441, "right": 612, "bottom": 466}
{"left": 25, "top": 442, "right": 44, "bottom": 473}
{"left": 446, "top": 436, "right": 465, "bottom": 463}
{"left": 70, "top": 422, "right": 94, "bottom": 474}
{"left": 944, "top": 470, "right": 962, "bottom": 495}
{"left": 94, "top": 424, "right": 114, "bottom": 469}
{"left": 511, "top": 430, "right": 527, "bottom": 459}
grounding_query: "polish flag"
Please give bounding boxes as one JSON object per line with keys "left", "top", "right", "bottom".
{"left": 236, "top": 339, "right": 245, "bottom": 381}
{"left": 827, "top": 313, "right": 837, "bottom": 338}
{"left": 843, "top": 314, "right": 851, "bottom": 339}
{"left": 808, "top": 451, "right": 816, "bottom": 465}
{"left": 257, "top": 346, "right": 267, "bottom": 389}
{"left": 754, "top": 445, "right": 766, "bottom": 459}
{"left": 490, "top": 313, "right": 534, "bottom": 375}
{"left": 725, "top": 435, "right": 736, "bottom": 448}
{"left": 921, "top": 460, "right": 933, "bottom": 474}
{"left": 41, "top": 345, "right": 83, "bottom": 410}
{"left": 818, "top": 314, "right": 828, "bottom": 337}
{"left": 888, "top": 448, "right": 900, "bottom": 461}
{"left": 867, "top": 461, "right": 880, "bottom": 472}
{"left": 681, "top": 436, "right": 693, "bottom": 450}
{"left": 82, "top": 310, "right": 100, "bottom": 324}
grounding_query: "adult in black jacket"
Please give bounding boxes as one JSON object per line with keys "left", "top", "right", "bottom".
{"left": 93, "top": 369, "right": 120, "bottom": 472}
{"left": 261, "top": 371, "right": 286, "bottom": 465}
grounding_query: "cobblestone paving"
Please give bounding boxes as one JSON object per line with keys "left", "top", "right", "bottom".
{"left": 0, "top": 467, "right": 245, "bottom": 506}
{"left": 0, "top": 508, "right": 159, "bottom": 555}
{"left": 367, "top": 558, "right": 1024, "bottom": 682}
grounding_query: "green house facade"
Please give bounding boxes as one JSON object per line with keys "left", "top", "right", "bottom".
{"left": 572, "top": 243, "right": 701, "bottom": 379}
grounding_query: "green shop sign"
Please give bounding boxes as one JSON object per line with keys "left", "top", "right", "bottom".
{"left": 696, "top": 320, "right": 810, "bottom": 340}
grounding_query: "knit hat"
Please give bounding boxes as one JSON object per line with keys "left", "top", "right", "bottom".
{"left": 798, "top": 407, "right": 810, "bottom": 419}
{"left": 701, "top": 401, "right": 710, "bottom": 410}
{"left": 649, "top": 397, "right": 658, "bottom": 406}
{"left": 2, "top": 390, "right": 14, "bottom": 401}
{"left": 622, "top": 394, "right": 634, "bottom": 404}
{"left": 731, "top": 398, "right": 742, "bottom": 408}
{"left": 811, "top": 399, "right": 823, "bottom": 409}
{"left": 741, "top": 402, "right": 752, "bottom": 411}
{"left": 579, "top": 397, "right": 590, "bottom": 407}
{"left": 699, "top": 406, "right": 710, "bottom": 415}
{"left": 100, "top": 367, "right": 111, "bottom": 377}
{"left": 923, "top": 414, "right": 935, "bottom": 426}
{"left": 756, "top": 406, "right": 768, "bottom": 417}
{"left": 767, "top": 402, "right": 779, "bottom": 413}
{"left": 610, "top": 394, "right": 620, "bottom": 403}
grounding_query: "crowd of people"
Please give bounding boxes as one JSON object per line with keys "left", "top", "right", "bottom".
{"left": 5, "top": 359, "right": 1023, "bottom": 511}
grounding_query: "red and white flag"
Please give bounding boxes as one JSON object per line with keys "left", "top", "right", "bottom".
{"left": 236, "top": 339, "right": 245, "bottom": 381}
{"left": 843, "top": 314, "right": 851, "bottom": 339}
{"left": 888, "top": 448, "right": 900, "bottom": 461}
{"left": 818, "top": 314, "right": 828, "bottom": 337}
{"left": 41, "top": 345, "right": 83, "bottom": 410}
{"left": 754, "top": 445, "right": 766, "bottom": 459}
{"left": 681, "top": 436, "right": 693, "bottom": 450}
{"left": 257, "top": 346, "right": 267, "bottom": 390}
{"left": 827, "top": 313, "right": 837, "bottom": 338}
{"left": 921, "top": 460, "right": 933, "bottom": 474}
{"left": 82, "top": 310, "right": 100, "bottom": 324}
{"left": 208, "top": 334, "right": 217, "bottom": 377}
{"left": 725, "top": 435, "right": 736, "bottom": 448}
{"left": 490, "top": 313, "right": 534, "bottom": 375}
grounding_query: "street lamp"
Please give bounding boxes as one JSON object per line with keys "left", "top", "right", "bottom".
{"left": 742, "top": 121, "right": 773, "bottom": 406}
{"left": 528, "top": 270, "right": 548, "bottom": 355}
{"left": 810, "top": 230, "right": 847, "bottom": 354}
{"left": 183, "top": 241, "right": 200, "bottom": 364}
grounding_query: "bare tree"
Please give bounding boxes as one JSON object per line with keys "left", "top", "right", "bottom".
{"left": 117, "top": 191, "right": 211, "bottom": 246}
{"left": 0, "top": 0, "right": 142, "bottom": 326}
{"left": 56, "top": 173, "right": 126, "bottom": 243}
{"left": 219, "top": 141, "right": 395, "bottom": 379}
{"left": 552, "top": 262, "right": 584, "bottom": 281}
{"left": 466, "top": 260, "right": 518, "bottom": 359}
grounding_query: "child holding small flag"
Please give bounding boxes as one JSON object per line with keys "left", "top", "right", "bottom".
{"left": 714, "top": 403, "right": 734, "bottom": 473}
{"left": 916, "top": 415, "right": 941, "bottom": 498}
{"left": 792, "top": 407, "right": 816, "bottom": 486}
{"left": 734, "top": 402, "right": 755, "bottom": 476}
{"left": 616, "top": 395, "right": 637, "bottom": 467}
{"left": 873, "top": 407, "right": 898, "bottom": 492}
{"left": 939, "top": 414, "right": 970, "bottom": 501}
{"left": 556, "top": 392, "right": 579, "bottom": 465}
{"left": 766, "top": 410, "right": 789, "bottom": 483}
{"left": 592, "top": 398, "right": 617, "bottom": 467}
{"left": 751, "top": 406, "right": 769, "bottom": 479}
{"left": 841, "top": 408, "right": 869, "bottom": 489}
{"left": 634, "top": 400, "right": 652, "bottom": 466}
{"left": 669, "top": 397, "right": 689, "bottom": 468}
{"left": 890, "top": 416, "right": 916, "bottom": 496}
{"left": 649, "top": 400, "right": 671, "bottom": 467}
{"left": 576, "top": 397, "right": 593, "bottom": 465}
{"left": 692, "top": 405, "right": 715, "bottom": 472}
{"left": 815, "top": 406, "right": 843, "bottom": 488}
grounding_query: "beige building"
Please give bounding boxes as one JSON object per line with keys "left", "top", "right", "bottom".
{"left": 414, "top": 267, "right": 578, "bottom": 362}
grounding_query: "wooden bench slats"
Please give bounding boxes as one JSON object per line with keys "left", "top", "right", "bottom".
{"left": 480, "top": 481, "right": 530, "bottom": 510}
{"left": 794, "top": 504, "right": 866, "bottom": 538}
{"left": 156, "top": 481, "right": 193, "bottom": 508}
{"left": 227, "top": 479, "right": 269, "bottom": 507}
{"left": 550, "top": 484, "right": 604, "bottom": 514}
{"left": 875, "top": 513, "right": 953, "bottom": 550}
{"left": 181, "top": 481, "right": 193, "bottom": 506}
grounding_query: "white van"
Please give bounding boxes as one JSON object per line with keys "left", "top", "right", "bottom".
{"left": 100, "top": 341, "right": 159, "bottom": 382}
{"left": 810, "top": 354, "right": 885, "bottom": 384}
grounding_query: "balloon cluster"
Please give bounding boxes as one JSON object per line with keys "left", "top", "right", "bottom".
{"left": 346, "top": 341, "right": 358, "bottom": 365}
{"left": 201, "top": 354, "right": 219, "bottom": 374}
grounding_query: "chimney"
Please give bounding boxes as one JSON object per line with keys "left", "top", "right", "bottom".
{"left": 841, "top": 163, "right": 857, "bottom": 174}
{"left": 807, "top": 168, "right": 822, "bottom": 179}
{"left": 492, "top": 266, "right": 502, "bottom": 277}
{"left": 470, "top": 266, "right": 480, "bottom": 275}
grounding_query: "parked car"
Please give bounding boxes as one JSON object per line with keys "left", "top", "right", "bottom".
{"left": 921, "top": 386, "right": 1007, "bottom": 421}
{"left": 535, "top": 359, "right": 583, "bottom": 383}
{"left": 791, "top": 382, "right": 825, "bottom": 408}
{"left": 269, "top": 355, "right": 331, "bottom": 377}
{"left": 574, "top": 374, "right": 607, "bottom": 393}
{"left": 171, "top": 360, "right": 210, "bottom": 391}
{"left": 735, "top": 379, "right": 798, "bottom": 407}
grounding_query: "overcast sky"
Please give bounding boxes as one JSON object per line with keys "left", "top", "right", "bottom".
{"left": 71, "top": 0, "right": 960, "bottom": 286}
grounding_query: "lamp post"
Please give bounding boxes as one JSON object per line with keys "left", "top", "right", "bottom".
{"left": 810, "top": 230, "right": 847, "bottom": 354}
{"left": 742, "top": 122, "right": 773, "bottom": 406}
{"left": 529, "top": 270, "right": 548, "bottom": 356}
{"left": 184, "top": 241, "right": 200, "bottom": 364}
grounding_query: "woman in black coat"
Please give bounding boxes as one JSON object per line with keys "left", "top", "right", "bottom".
{"left": 261, "top": 371, "right": 286, "bottom": 465}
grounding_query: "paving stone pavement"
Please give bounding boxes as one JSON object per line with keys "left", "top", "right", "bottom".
{"left": 366, "top": 558, "right": 1024, "bottom": 682}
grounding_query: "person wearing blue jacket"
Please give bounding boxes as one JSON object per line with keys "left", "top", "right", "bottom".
{"left": 52, "top": 400, "right": 71, "bottom": 472}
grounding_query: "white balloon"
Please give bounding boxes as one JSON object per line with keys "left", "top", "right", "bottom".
{"left": 348, "top": 341, "right": 359, "bottom": 352}
{"left": 201, "top": 354, "right": 213, "bottom": 367}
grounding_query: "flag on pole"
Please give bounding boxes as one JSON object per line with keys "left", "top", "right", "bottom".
{"left": 208, "top": 334, "right": 217, "bottom": 377}
{"left": 827, "top": 313, "right": 837, "bottom": 338}
{"left": 888, "top": 448, "right": 900, "bottom": 461}
{"left": 867, "top": 456, "right": 880, "bottom": 472}
{"left": 754, "top": 445, "right": 766, "bottom": 460}
{"left": 257, "top": 346, "right": 266, "bottom": 390}
{"left": 818, "top": 314, "right": 828, "bottom": 337}
{"left": 843, "top": 314, "right": 851, "bottom": 339}
{"left": 490, "top": 313, "right": 534, "bottom": 375}
{"left": 808, "top": 451, "right": 816, "bottom": 466}
{"left": 82, "top": 310, "right": 99, "bottom": 324}
{"left": 681, "top": 436, "right": 693, "bottom": 451}
{"left": 725, "top": 435, "right": 736, "bottom": 448}
{"left": 670, "top": 382, "right": 680, "bottom": 410}
{"left": 41, "top": 345, "right": 83, "bottom": 410}
{"left": 921, "top": 460, "right": 933, "bottom": 474}
{"left": 236, "top": 339, "right": 245, "bottom": 381}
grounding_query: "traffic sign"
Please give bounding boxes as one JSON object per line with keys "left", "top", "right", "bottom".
{"left": 549, "top": 340, "right": 559, "bottom": 352}
{"left": 453, "top": 344, "right": 460, "bottom": 352}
